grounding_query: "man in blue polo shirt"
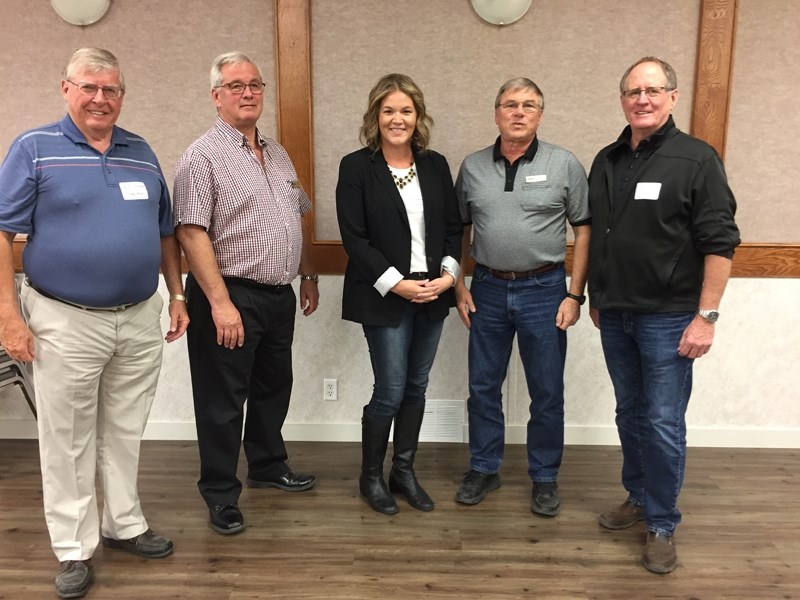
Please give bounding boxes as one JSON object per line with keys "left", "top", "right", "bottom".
{"left": 0, "top": 48, "right": 189, "bottom": 599}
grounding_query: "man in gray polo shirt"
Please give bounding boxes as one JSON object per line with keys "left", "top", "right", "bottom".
{"left": 454, "top": 77, "right": 590, "bottom": 516}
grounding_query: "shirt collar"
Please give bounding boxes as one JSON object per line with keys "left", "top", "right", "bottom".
{"left": 492, "top": 135, "right": 538, "bottom": 163}
{"left": 59, "top": 114, "right": 128, "bottom": 148}
{"left": 613, "top": 114, "right": 676, "bottom": 153}
{"left": 214, "top": 116, "right": 267, "bottom": 149}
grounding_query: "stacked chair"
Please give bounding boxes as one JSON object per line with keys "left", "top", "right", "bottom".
{"left": 0, "top": 346, "right": 36, "bottom": 419}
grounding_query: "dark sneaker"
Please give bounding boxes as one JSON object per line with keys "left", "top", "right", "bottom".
{"left": 455, "top": 470, "right": 501, "bottom": 505}
{"left": 531, "top": 481, "right": 560, "bottom": 516}
{"left": 642, "top": 532, "right": 678, "bottom": 574}
{"left": 599, "top": 500, "right": 643, "bottom": 530}
{"left": 102, "top": 528, "right": 174, "bottom": 558}
{"left": 55, "top": 560, "right": 92, "bottom": 599}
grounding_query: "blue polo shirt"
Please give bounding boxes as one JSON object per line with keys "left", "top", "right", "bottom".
{"left": 0, "top": 115, "right": 173, "bottom": 306}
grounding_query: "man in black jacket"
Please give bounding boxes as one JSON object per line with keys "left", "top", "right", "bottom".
{"left": 587, "top": 57, "right": 740, "bottom": 574}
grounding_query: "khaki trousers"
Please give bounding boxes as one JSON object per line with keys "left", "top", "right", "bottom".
{"left": 21, "top": 284, "right": 164, "bottom": 561}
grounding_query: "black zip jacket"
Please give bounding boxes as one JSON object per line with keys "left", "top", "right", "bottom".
{"left": 587, "top": 117, "right": 740, "bottom": 312}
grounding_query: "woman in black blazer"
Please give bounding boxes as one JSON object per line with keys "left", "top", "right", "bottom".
{"left": 336, "top": 74, "right": 462, "bottom": 515}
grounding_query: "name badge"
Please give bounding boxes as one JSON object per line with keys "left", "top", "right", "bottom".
{"left": 526, "top": 174, "right": 547, "bottom": 183}
{"left": 119, "top": 181, "right": 149, "bottom": 200}
{"left": 634, "top": 182, "right": 661, "bottom": 200}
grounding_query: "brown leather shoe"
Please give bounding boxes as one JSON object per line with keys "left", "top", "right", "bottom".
{"left": 642, "top": 532, "right": 678, "bottom": 574}
{"left": 598, "top": 500, "right": 643, "bottom": 530}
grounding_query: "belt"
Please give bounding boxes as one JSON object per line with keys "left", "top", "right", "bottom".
{"left": 478, "top": 262, "right": 561, "bottom": 281}
{"left": 25, "top": 279, "right": 138, "bottom": 312}
{"left": 223, "top": 276, "right": 291, "bottom": 293}
{"left": 404, "top": 272, "right": 429, "bottom": 281}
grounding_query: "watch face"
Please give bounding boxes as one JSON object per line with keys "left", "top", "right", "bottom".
{"left": 699, "top": 310, "right": 719, "bottom": 323}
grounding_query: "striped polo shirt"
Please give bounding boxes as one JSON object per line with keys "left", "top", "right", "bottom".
{"left": 0, "top": 115, "right": 174, "bottom": 306}
{"left": 172, "top": 117, "right": 312, "bottom": 286}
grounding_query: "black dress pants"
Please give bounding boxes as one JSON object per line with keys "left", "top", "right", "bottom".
{"left": 186, "top": 274, "right": 296, "bottom": 508}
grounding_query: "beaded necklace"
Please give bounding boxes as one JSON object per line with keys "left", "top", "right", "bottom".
{"left": 390, "top": 164, "right": 416, "bottom": 190}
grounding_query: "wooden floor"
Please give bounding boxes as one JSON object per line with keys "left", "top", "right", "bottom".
{"left": 1, "top": 441, "right": 798, "bottom": 599}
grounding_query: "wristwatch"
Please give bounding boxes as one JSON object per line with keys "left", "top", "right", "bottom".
{"left": 565, "top": 292, "right": 586, "bottom": 305}
{"left": 300, "top": 274, "right": 319, "bottom": 284}
{"left": 697, "top": 309, "right": 719, "bottom": 323}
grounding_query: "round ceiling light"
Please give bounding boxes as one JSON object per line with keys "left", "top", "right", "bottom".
{"left": 471, "top": 0, "right": 532, "bottom": 25}
{"left": 51, "top": 0, "right": 111, "bottom": 26}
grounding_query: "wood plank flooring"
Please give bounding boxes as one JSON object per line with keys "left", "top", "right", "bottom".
{"left": 0, "top": 440, "right": 798, "bottom": 599}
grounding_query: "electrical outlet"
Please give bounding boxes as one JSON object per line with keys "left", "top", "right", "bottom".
{"left": 323, "top": 378, "right": 337, "bottom": 401}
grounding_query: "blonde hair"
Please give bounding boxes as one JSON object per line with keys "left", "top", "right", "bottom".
{"left": 359, "top": 73, "right": 433, "bottom": 152}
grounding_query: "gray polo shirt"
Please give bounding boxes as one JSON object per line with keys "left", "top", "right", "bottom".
{"left": 456, "top": 138, "right": 589, "bottom": 272}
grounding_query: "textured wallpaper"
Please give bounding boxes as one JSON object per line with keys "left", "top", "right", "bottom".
{"left": 311, "top": 0, "right": 699, "bottom": 240}
{"left": 726, "top": 0, "right": 800, "bottom": 241}
{"left": 0, "top": 0, "right": 276, "bottom": 185}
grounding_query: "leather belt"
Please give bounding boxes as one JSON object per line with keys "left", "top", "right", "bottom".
{"left": 478, "top": 262, "right": 561, "bottom": 281}
{"left": 223, "top": 276, "right": 291, "bottom": 293}
{"left": 404, "top": 272, "right": 429, "bottom": 281}
{"left": 25, "top": 279, "right": 138, "bottom": 312}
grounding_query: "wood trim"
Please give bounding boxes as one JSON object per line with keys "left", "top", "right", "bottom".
{"left": 273, "top": 0, "right": 795, "bottom": 279}
{"left": 274, "top": 0, "right": 317, "bottom": 266}
{"left": 691, "top": 0, "right": 738, "bottom": 160}
{"left": 292, "top": 240, "right": 800, "bottom": 279}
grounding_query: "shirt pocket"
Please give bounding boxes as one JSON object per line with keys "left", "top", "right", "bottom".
{"left": 519, "top": 183, "right": 561, "bottom": 212}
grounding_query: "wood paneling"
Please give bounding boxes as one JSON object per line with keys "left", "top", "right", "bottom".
{"left": 1, "top": 440, "right": 799, "bottom": 598}
{"left": 12, "top": 0, "right": 797, "bottom": 278}
{"left": 276, "top": 0, "right": 795, "bottom": 279}
{"left": 691, "top": 0, "right": 738, "bottom": 160}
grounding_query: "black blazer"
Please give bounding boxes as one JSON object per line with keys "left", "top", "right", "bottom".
{"left": 336, "top": 147, "right": 463, "bottom": 327}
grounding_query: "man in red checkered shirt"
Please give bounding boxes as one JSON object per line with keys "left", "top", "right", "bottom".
{"left": 173, "top": 51, "right": 320, "bottom": 537}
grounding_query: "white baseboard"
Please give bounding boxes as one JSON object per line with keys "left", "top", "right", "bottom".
{"left": 1, "top": 420, "right": 799, "bottom": 448}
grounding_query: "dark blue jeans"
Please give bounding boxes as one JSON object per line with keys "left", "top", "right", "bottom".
{"left": 362, "top": 303, "right": 445, "bottom": 422}
{"left": 599, "top": 309, "right": 695, "bottom": 536}
{"left": 467, "top": 264, "right": 567, "bottom": 481}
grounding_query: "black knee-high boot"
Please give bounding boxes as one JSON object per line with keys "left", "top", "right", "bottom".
{"left": 388, "top": 402, "right": 434, "bottom": 511}
{"left": 360, "top": 407, "right": 399, "bottom": 515}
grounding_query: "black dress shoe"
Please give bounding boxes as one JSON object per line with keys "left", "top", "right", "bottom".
{"left": 209, "top": 504, "right": 245, "bottom": 535}
{"left": 102, "top": 528, "right": 174, "bottom": 558}
{"left": 247, "top": 470, "right": 316, "bottom": 492}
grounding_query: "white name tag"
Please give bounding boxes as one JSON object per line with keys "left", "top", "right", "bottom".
{"left": 119, "top": 181, "right": 149, "bottom": 200}
{"left": 634, "top": 182, "right": 661, "bottom": 200}
{"left": 526, "top": 174, "right": 547, "bottom": 183}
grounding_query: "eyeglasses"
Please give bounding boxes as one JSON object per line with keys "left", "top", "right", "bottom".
{"left": 216, "top": 81, "right": 266, "bottom": 95}
{"left": 67, "top": 80, "right": 124, "bottom": 99}
{"left": 497, "top": 101, "right": 540, "bottom": 114}
{"left": 621, "top": 87, "right": 675, "bottom": 100}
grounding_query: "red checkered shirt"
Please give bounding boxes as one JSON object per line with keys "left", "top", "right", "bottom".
{"left": 173, "top": 117, "right": 311, "bottom": 285}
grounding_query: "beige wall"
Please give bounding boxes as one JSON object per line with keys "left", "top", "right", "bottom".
{"left": 726, "top": 0, "right": 800, "bottom": 241}
{"left": 312, "top": 0, "right": 698, "bottom": 239}
{"left": 1, "top": 1, "right": 798, "bottom": 446}
{"left": 0, "top": 0, "right": 276, "bottom": 183}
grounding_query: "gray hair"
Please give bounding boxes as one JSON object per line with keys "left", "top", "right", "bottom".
{"left": 494, "top": 77, "right": 544, "bottom": 110}
{"left": 210, "top": 51, "right": 263, "bottom": 88}
{"left": 619, "top": 57, "right": 678, "bottom": 93}
{"left": 64, "top": 47, "right": 124, "bottom": 90}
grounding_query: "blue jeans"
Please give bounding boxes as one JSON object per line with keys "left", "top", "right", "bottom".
{"left": 362, "top": 303, "right": 445, "bottom": 422}
{"left": 599, "top": 310, "right": 695, "bottom": 536}
{"left": 467, "top": 264, "right": 567, "bottom": 481}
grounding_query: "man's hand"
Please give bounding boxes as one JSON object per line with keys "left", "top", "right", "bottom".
{"left": 211, "top": 299, "right": 244, "bottom": 349}
{"left": 678, "top": 316, "right": 714, "bottom": 359}
{"left": 299, "top": 280, "right": 320, "bottom": 316}
{"left": 555, "top": 298, "right": 580, "bottom": 331}
{"left": 0, "top": 316, "right": 35, "bottom": 362}
{"left": 455, "top": 283, "right": 476, "bottom": 330}
{"left": 165, "top": 299, "right": 190, "bottom": 343}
